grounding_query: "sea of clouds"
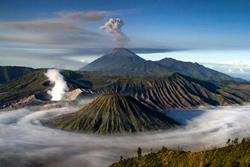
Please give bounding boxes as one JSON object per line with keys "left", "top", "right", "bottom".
{"left": 0, "top": 102, "right": 250, "bottom": 167}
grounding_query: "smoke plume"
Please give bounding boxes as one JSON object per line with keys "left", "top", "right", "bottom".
{"left": 100, "top": 18, "right": 129, "bottom": 47}
{"left": 45, "top": 69, "right": 68, "bottom": 101}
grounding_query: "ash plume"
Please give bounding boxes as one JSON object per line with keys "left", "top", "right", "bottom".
{"left": 100, "top": 18, "right": 129, "bottom": 47}
{"left": 45, "top": 69, "right": 68, "bottom": 101}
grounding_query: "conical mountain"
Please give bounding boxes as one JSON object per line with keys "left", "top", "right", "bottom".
{"left": 80, "top": 48, "right": 240, "bottom": 82}
{"left": 80, "top": 48, "right": 169, "bottom": 74}
{"left": 48, "top": 94, "right": 179, "bottom": 134}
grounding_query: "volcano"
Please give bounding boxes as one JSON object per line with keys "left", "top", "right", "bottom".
{"left": 48, "top": 94, "right": 179, "bottom": 134}
{"left": 80, "top": 48, "right": 169, "bottom": 74}
{"left": 80, "top": 48, "right": 238, "bottom": 82}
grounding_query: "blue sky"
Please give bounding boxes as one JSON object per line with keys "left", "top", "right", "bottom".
{"left": 0, "top": 0, "right": 250, "bottom": 79}
{"left": 1, "top": 0, "right": 250, "bottom": 49}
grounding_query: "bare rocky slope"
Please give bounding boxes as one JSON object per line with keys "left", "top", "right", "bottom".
{"left": 97, "top": 73, "right": 249, "bottom": 110}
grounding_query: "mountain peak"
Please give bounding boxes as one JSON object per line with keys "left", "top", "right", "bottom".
{"left": 48, "top": 94, "right": 178, "bottom": 134}
{"left": 110, "top": 48, "right": 137, "bottom": 57}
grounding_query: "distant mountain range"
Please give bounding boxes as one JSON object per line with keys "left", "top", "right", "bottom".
{"left": 1, "top": 69, "right": 249, "bottom": 110}
{"left": 81, "top": 48, "right": 169, "bottom": 74}
{"left": 47, "top": 94, "right": 179, "bottom": 134}
{"left": 81, "top": 48, "right": 239, "bottom": 82}
{"left": 97, "top": 73, "right": 249, "bottom": 109}
{"left": 0, "top": 48, "right": 249, "bottom": 111}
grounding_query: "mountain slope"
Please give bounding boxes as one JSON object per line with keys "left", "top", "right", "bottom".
{"left": 111, "top": 138, "right": 250, "bottom": 167}
{"left": 48, "top": 94, "right": 179, "bottom": 134}
{"left": 0, "top": 70, "right": 49, "bottom": 109}
{"left": 0, "top": 66, "right": 34, "bottom": 85}
{"left": 157, "top": 58, "right": 235, "bottom": 81}
{"left": 80, "top": 48, "right": 169, "bottom": 74}
{"left": 80, "top": 48, "right": 239, "bottom": 82}
{"left": 97, "top": 73, "right": 248, "bottom": 109}
{"left": 1, "top": 67, "right": 250, "bottom": 110}
{"left": 0, "top": 69, "right": 93, "bottom": 109}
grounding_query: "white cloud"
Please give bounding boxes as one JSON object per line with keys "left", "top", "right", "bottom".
{"left": 0, "top": 10, "right": 114, "bottom": 48}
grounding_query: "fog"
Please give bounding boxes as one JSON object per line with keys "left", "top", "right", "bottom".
{"left": 0, "top": 103, "right": 250, "bottom": 167}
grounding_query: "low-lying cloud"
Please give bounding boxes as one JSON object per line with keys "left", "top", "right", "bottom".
{"left": 203, "top": 62, "right": 250, "bottom": 80}
{"left": 0, "top": 103, "right": 250, "bottom": 167}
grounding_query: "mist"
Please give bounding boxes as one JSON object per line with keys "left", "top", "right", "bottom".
{"left": 0, "top": 103, "right": 250, "bottom": 167}
{"left": 45, "top": 69, "right": 69, "bottom": 101}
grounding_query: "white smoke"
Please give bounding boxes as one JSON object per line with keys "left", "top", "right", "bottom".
{"left": 45, "top": 69, "right": 68, "bottom": 101}
{"left": 100, "top": 18, "right": 129, "bottom": 47}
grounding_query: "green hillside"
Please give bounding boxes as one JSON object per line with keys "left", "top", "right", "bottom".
{"left": 111, "top": 138, "right": 250, "bottom": 167}
{"left": 0, "top": 66, "right": 34, "bottom": 85}
{"left": 0, "top": 69, "right": 49, "bottom": 108}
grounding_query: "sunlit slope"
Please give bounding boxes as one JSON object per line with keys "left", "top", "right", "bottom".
{"left": 111, "top": 139, "right": 250, "bottom": 167}
{"left": 48, "top": 95, "right": 179, "bottom": 134}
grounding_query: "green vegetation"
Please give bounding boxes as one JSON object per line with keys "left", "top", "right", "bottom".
{"left": 47, "top": 94, "right": 179, "bottom": 134}
{"left": 0, "top": 66, "right": 34, "bottom": 84}
{"left": 137, "top": 147, "right": 142, "bottom": 158}
{"left": 0, "top": 70, "right": 49, "bottom": 108}
{"left": 111, "top": 138, "right": 250, "bottom": 167}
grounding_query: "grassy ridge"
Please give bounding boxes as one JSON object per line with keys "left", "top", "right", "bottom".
{"left": 111, "top": 138, "right": 250, "bottom": 167}
{"left": 0, "top": 70, "right": 49, "bottom": 108}
{"left": 0, "top": 66, "right": 34, "bottom": 84}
